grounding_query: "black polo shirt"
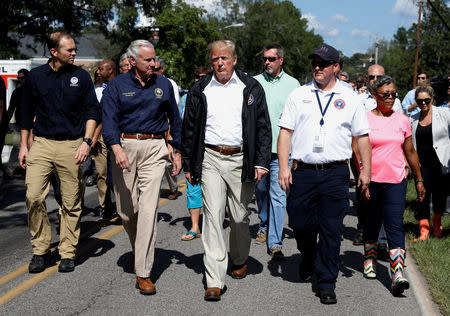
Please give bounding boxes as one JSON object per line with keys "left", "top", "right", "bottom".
{"left": 21, "top": 62, "right": 100, "bottom": 139}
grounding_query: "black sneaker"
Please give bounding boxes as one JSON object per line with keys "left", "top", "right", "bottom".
{"left": 58, "top": 259, "right": 75, "bottom": 273}
{"left": 317, "top": 288, "right": 337, "bottom": 304}
{"left": 353, "top": 230, "right": 364, "bottom": 245}
{"left": 29, "top": 252, "right": 51, "bottom": 273}
{"left": 98, "top": 208, "right": 114, "bottom": 222}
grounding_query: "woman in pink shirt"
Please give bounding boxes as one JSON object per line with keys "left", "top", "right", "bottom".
{"left": 363, "top": 76, "right": 425, "bottom": 297}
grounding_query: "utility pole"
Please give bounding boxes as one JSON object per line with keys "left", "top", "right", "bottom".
{"left": 413, "top": 0, "right": 425, "bottom": 88}
{"left": 375, "top": 36, "right": 379, "bottom": 64}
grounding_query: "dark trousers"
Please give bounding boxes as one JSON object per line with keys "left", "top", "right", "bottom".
{"left": 364, "top": 180, "right": 407, "bottom": 249}
{"left": 355, "top": 187, "right": 370, "bottom": 231}
{"left": 287, "top": 164, "right": 349, "bottom": 290}
{"left": 416, "top": 165, "right": 449, "bottom": 219}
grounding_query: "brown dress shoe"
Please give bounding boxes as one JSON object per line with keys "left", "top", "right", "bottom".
{"left": 231, "top": 263, "right": 247, "bottom": 279}
{"left": 135, "top": 276, "right": 156, "bottom": 295}
{"left": 204, "top": 287, "right": 221, "bottom": 301}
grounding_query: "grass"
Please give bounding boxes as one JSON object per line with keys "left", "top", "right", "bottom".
{"left": 403, "top": 180, "right": 450, "bottom": 316}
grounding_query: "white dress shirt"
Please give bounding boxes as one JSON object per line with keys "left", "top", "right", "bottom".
{"left": 204, "top": 71, "right": 245, "bottom": 147}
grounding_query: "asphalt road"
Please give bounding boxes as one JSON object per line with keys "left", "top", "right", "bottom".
{"left": 0, "top": 175, "right": 438, "bottom": 315}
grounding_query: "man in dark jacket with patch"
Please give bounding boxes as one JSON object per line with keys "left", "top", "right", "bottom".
{"left": 182, "top": 40, "right": 271, "bottom": 301}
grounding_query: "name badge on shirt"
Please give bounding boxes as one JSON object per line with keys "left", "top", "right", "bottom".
{"left": 313, "top": 128, "right": 326, "bottom": 152}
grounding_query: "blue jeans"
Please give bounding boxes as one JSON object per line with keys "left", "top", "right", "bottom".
{"left": 255, "top": 156, "right": 287, "bottom": 249}
{"left": 364, "top": 180, "right": 407, "bottom": 249}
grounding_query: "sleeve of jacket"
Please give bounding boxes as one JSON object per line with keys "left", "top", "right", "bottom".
{"left": 254, "top": 83, "right": 272, "bottom": 169}
{"left": 181, "top": 89, "right": 195, "bottom": 173}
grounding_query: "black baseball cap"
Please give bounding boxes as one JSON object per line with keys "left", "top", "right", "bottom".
{"left": 308, "top": 44, "right": 339, "bottom": 63}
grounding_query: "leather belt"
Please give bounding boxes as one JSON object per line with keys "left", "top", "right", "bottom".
{"left": 121, "top": 133, "right": 164, "bottom": 140}
{"left": 292, "top": 159, "right": 347, "bottom": 171}
{"left": 206, "top": 144, "right": 242, "bottom": 155}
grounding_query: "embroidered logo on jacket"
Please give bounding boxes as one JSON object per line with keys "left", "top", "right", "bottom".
{"left": 70, "top": 77, "right": 79, "bottom": 87}
{"left": 155, "top": 88, "right": 163, "bottom": 99}
{"left": 248, "top": 94, "right": 254, "bottom": 105}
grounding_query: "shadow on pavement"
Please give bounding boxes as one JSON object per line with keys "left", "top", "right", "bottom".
{"left": 267, "top": 253, "right": 302, "bottom": 283}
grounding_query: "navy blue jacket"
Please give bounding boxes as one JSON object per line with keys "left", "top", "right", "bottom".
{"left": 21, "top": 62, "right": 100, "bottom": 139}
{"left": 101, "top": 72, "right": 181, "bottom": 150}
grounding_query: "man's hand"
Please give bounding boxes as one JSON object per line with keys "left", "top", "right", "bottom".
{"left": 75, "top": 142, "right": 90, "bottom": 165}
{"left": 171, "top": 152, "right": 182, "bottom": 176}
{"left": 111, "top": 144, "right": 131, "bottom": 171}
{"left": 185, "top": 172, "right": 192, "bottom": 184}
{"left": 18, "top": 145, "right": 28, "bottom": 169}
{"left": 278, "top": 166, "right": 292, "bottom": 191}
{"left": 254, "top": 168, "right": 268, "bottom": 184}
{"left": 167, "top": 143, "right": 174, "bottom": 163}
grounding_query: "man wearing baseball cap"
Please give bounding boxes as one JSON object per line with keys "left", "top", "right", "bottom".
{"left": 278, "top": 43, "right": 372, "bottom": 304}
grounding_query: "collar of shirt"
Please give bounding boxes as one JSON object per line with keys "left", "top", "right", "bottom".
{"left": 311, "top": 78, "right": 343, "bottom": 95}
{"left": 128, "top": 71, "right": 156, "bottom": 88}
{"left": 209, "top": 70, "right": 243, "bottom": 88}
{"left": 262, "top": 70, "right": 285, "bottom": 82}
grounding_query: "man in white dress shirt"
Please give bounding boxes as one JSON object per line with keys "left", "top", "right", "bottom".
{"left": 182, "top": 40, "right": 271, "bottom": 301}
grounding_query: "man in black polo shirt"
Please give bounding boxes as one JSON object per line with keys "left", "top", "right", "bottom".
{"left": 19, "top": 31, "right": 100, "bottom": 273}
{"left": 102, "top": 39, "right": 182, "bottom": 295}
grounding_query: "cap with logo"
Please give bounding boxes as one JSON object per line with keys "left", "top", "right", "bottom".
{"left": 308, "top": 44, "right": 339, "bottom": 63}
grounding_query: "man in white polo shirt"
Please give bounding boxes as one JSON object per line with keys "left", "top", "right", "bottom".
{"left": 278, "top": 43, "right": 372, "bottom": 305}
{"left": 182, "top": 40, "right": 271, "bottom": 301}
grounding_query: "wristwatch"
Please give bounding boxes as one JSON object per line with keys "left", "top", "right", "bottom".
{"left": 83, "top": 138, "right": 93, "bottom": 146}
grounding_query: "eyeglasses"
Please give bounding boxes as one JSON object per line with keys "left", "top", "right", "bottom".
{"left": 311, "top": 60, "right": 334, "bottom": 68}
{"left": 368, "top": 75, "right": 382, "bottom": 81}
{"left": 377, "top": 91, "right": 397, "bottom": 99}
{"left": 263, "top": 56, "right": 279, "bottom": 62}
{"left": 417, "top": 76, "right": 427, "bottom": 80}
{"left": 416, "top": 98, "right": 431, "bottom": 105}
{"left": 17, "top": 76, "right": 25, "bottom": 80}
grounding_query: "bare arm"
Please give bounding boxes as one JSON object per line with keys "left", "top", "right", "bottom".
{"left": 277, "top": 127, "right": 293, "bottom": 191}
{"left": 403, "top": 136, "right": 425, "bottom": 201}
{"left": 355, "top": 134, "right": 371, "bottom": 193}
{"left": 18, "top": 128, "right": 30, "bottom": 169}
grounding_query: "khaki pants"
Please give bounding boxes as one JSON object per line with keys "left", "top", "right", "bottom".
{"left": 201, "top": 148, "right": 255, "bottom": 289}
{"left": 92, "top": 136, "right": 108, "bottom": 209}
{"left": 111, "top": 138, "right": 168, "bottom": 278}
{"left": 26, "top": 136, "right": 83, "bottom": 259}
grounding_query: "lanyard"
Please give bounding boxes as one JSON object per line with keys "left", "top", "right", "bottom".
{"left": 314, "top": 90, "right": 335, "bottom": 126}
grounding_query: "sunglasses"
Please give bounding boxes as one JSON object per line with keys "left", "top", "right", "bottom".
{"left": 263, "top": 56, "right": 279, "bottom": 62}
{"left": 378, "top": 91, "right": 397, "bottom": 99}
{"left": 17, "top": 77, "right": 25, "bottom": 80}
{"left": 153, "top": 67, "right": 161, "bottom": 72}
{"left": 416, "top": 98, "right": 431, "bottom": 105}
{"left": 417, "top": 76, "right": 427, "bottom": 80}
{"left": 311, "top": 60, "right": 334, "bottom": 68}
{"left": 194, "top": 74, "right": 205, "bottom": 80}
{"left": 368, "top": 75, "right": 382, "bottom": 81}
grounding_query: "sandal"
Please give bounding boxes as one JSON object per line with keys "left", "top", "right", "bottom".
{"left": 181, "top": 231, "right": 201, "bottom": 241}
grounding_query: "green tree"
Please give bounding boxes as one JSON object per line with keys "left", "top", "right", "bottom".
{"left": 219, "top": 0, "right": 322, "bottom": 83}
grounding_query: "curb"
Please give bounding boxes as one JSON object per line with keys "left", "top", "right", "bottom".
{"left": 406, "top": 239, "right": 443, "bottom": 316}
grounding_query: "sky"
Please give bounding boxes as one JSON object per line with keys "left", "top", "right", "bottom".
{"left": 181, "top": 0, "right": 423, "bottom": 57}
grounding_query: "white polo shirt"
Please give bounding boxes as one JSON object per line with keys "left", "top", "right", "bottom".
{"left": 204, "top": 71, "right": 245, "bottom": 147}
{"left": 279, "top": 79, "right": 370, "bottom": 164}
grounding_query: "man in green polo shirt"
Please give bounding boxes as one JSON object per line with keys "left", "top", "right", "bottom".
{"left": 254, "top": 44, "right": 300, "bottom": 259}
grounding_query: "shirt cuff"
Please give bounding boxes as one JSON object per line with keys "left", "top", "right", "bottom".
{"left": 255, "top": 166, "right": 269, "bottom": 172}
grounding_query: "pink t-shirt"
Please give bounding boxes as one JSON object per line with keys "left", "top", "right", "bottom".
{"left": 367, "top": 111, "right": 411, "bottom": 183}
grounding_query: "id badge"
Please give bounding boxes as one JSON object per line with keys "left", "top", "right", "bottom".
{"left": 312, "top": 130, "right": 325, "bottom": 152}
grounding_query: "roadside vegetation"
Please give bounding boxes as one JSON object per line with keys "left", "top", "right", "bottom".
{"left": 404, "top": 180, "right": 449, "bottom": 316}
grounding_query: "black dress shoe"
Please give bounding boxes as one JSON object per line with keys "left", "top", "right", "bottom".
{"left": 353, "top": 230, "right": 364, "bottom": 245}
{"left": 29, "top": 252, "right": 51, "bottom": 273}
{"left": 317, "top": 288, "right": 337, "bottom": 304}
{"left": 58, "top": 259, "right": 75, "bottom": 273}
